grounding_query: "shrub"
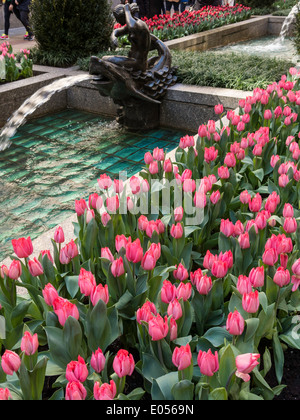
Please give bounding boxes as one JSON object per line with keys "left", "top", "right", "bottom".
{"left": 30, "top": 0, "right": 114, "bottom": 66}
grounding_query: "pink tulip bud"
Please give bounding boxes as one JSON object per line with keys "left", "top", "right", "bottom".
{"left": 211, "top": 260, "right": 228, "bottom": 278}
{"left": 176, "top": 282, "right": 192, "bottom": 301}
{"left": 8, "top": 260, "right": 22, "bottom": 280}
{"left": 97, "top": 174, "right": 112, "bottom": 190}
{"left": 172, "top": 344, "right": 192, "bottom": 371}
{"left": 11, "top": 236, "right": 33, "bottom": 259}
{"left": 113, "top": 349, "right": 135, "bottom": 378}
{"left": 220, "top": 219, "right": 235, "bottom": 237}
{"left": 54, "top": 226, "right": 65, "bottom": 244}
{"left": 226, "top": 311, "right": 245, "bottom": 336}
{"left": 249, "top": 193, "right": 262, "bottom": 213}
{"left": 111, "top": 257, "right": 125, "bottom": 278}
{"left": 161, "top": 280, "right": 176, "bottom": 304}
{"left": 214, "top": 104, "right": 224, "bottom": 115}
{"left": 238, "top": 232, "right": 250, "bottom": 249}
{"left": 101, "top": 212, "right": 111, "bottom": 227}
{"left": 169, "top": 317, "right": 178, "bottom": 341}
{"left": 136, "top": 301, "right": 157, "bottom": 324}
{"left": 196, "top": 274, "right": 212, "bottom": 295}
{"left": 75, "top": 199, "right": 88, "bottom": 216}
{"left": 66, "top": 355, "right": 88, "bottom": 383}
{"left": 91, "top": 348, "right": 106, "bottom": 373}
{"left": 237, "top": 275, "right": 252, "bottom": 294}
{"left": 173, "top": 263, "right": 189, "bottom": 282}
{"left": 28, "top": 257, "right": 44, "bottom": 277}
{"left": 101, "top": 247, "right": 114, "bottom": 263}
{"left": 148, "top": 314, "right": 169, "bottom": 341}
{"left": 106, "top": 195, "right": 119, "bottom": 213}
{"left": 197, "top": 349, "right": 219, "bottom": 377}
{"left": 144, "top": 151, "right": 153, "bottom": 165}
{"left": 126, "top": 238, "right": 144, "bottom": 263}
{"left": 42, "top": 283, "right": 59, "bottom": 306}
{"left": 40, "top": 250, "right": 53, "bottom": 264}
{"left": 235, "top": 353, "right": 260, "bottom": 382}
{"left": 115, "top": 234, "right": 130, "bottom": 253}
{"left": 242, "top": 290, "right": 260, "bottom": 314}
{"left": 1, "top": 350, "right": 21, "bottom": 375}
{"left": 94, "top": 380, "right": 116, "bottom": 401}
{"left": 0, "top": 265, "right": 8, "bottom": 278}
{"left": 113, "top": 179, "right": 124, "bottom": 194}
{"left": 89, "top": 193, "right": 100, "bottom": 209}
{"left": 153, "top": 147, "right": 164, "bottom": 161}
{"left": 249, "top": 266, "right": 265, "bottom": 288}
{"left": 65, "top": 381, "right": 87, "bottom": 400}
{"left": 283, "top": 217, "right": 297, "bottom": 233}
{"left": 130, "top": 176, "right": 141, "bottom": 194}
{"left": 262, "top": 248, "right": 278, "bottom": 266}
{"left": 52, "top": 297, "right": 80, "bottom": 326}
{"left": 283, "top": 203, "right": 294, "bottom": 218}
{"left": 90, "top": 284, "right": 109, "bottom": 306}
{"left": 149, "top": 161, "right": 159, "bottom": 174}
{"left": 78, "top": 268, "right": 96, "bottom": 297}
{"left": 273, "top": 266, "right": 290, "bottom": 287}
{"left": 0, "top": 388, "right": 11, "bottom": 400}
{"left": 86, "top": 209, "right": 95, "bottom": 224}
{"left": 167, "top": 298, "right": 183, "bottom": 321}
{"left": 292, "top": 259, "right": 300, "bottom": 277}
{"left": 21, "top": 331, "right": 39, "bottom": 356}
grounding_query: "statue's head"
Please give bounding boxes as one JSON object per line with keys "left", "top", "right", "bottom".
{"left": 113, "top": 3, "right": 139, "bottom": 25}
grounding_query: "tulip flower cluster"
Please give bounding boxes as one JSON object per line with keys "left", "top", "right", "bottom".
{"left": 2, "top": 67, "right": 300, "bottom": 401}
{"left": 0, "top": 42, "right": 33, "bottom": 83}
{"left": 114, "top": 5, "right": 251, "bottom": 44}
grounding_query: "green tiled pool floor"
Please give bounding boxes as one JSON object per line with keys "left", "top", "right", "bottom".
{"left": 0, "top": 109, "right": 185, "bottom": 261}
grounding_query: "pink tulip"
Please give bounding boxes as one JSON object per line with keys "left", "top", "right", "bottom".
{"left": 214, "top": 104, "right": 224, "bottom": 115}
{"left": 42, "top": 283, "right": 59, "bottom": 306}
{"left": 94, "top": 380, "right": 116, "bottom": 401}
{"left": 54, "top": 226, "right": 65, "bottom": 244}
{"left": 169, "top": 317, "right": 178, "bottom": 341}
{"left": 52, "top": 297, "right": 80, "bottom": 326}
{"left": 292, "top": 259, "right": 300, "bottom": 277}
{"left": 196, "top": 274, "right": 212, "bottom": 295}
{"left": 78, "top": 268, "right": 96, "bottom": 297}
{"left": 149, "top": 161, "right": 159, "bottom": 175}
{"left": 111, "top": 257, "right": 125, "bottom": 278}
{"left": 283, "top": 203, "right": 294, "bottom": 218}
{"left": 249, "top": 193, "right": 262, "bottom": 213}
{"left": 173, "top": 263, "right": 189, "bottom": 282}
{"left": 21, "top": 331, "right": 39, "bottom": 356}
{"left": 101, "top": 247, "right": 114, "bottom": 263}
{"left": 146, "top": 220, "right": 159, "bottom": 238}
{"left": 141, "top": 248, "right": 157, "bottom": 271}
{"left": 163, "top": 158, "right": 173, "bottom": 173}
{"left": 167, "top": 298, "right": 183, "bottom": 321}
{"left": 106, "top": 195, "right": 119, "bottom": 213}
{"left": 153, "top": 147, "right": 164, "bottom": 161}
{"left": 224, "top": 152, "right": 236, "bottom": 168}
{"left": 176, "top": 282, "right": 192, "bottom": 301}
{"left": 220, "top": 219, "right": 235, "bottom": 237}
{"left": 283, "top": 217, "right": 297, "bottom": 233}
{"left": 11, "top": 236, "right": 33, "bottom": 259}
{"left": 113, "top": 350, "right": 135, "bottom": 378}
{"left": 1, "top": 350, "right": 21, "bottom": 375}
{"left": 75, "top": 199, "right": 87, "bottom": 216}
{"left": 238, "top": 232, "right": 250, "bottom": 249}
{"left": 97, "top": 174, "right": 112, "bottom": 190}
{"left": 170, "top": 223, "right": 183, "bottom": 239}
{"left": 66, "top": 356, "right": 88, "bottom": 383}
{"left": 210, "top": 190, "right": 221, "bottom": 205}
{"left": 101, "top": 212, "right": 111, "bottom": 226}
{"left": 172, "top": 344, "right": 192, "bottom": 371}
{"left": 262, "top": 248, "right": 278, "bottom": 266}
{"left": 90, "top": 283, "right": 109, "bottom": 306}
{"left": 242, "top": 290, "right": 260, "bottom": 314}
{"left": 226, "top": 311, "right": 245, "bottom": 336}
{"left": 203, "top": 250, "right": 217, "bottom": 270}
{"left": 237, "top": 275, "right": 252, "bottom": 295}
{"left": 235, "top": 353, "right": 260, "bottom": 382}
{"left": 144, "top": 151, "right": 153, "bottom": 165}
{"left": 240, "top": 190, "right": 251, "bottom": 204}
{"left": 190, "top": 268, "right": 203, "bottom": 286}
{"left": 8, "top": 260, "right": 22, "bottom": 280}
{"left": 148, "top": 314, "right": 169, "bottom": 341}
{"left": 91, "top": 348, "right": 106, "bottom": 373}
{"left": 40, "top": 250, "right": 53, "bottom": 264}
{"left": 130, "top": 176, "right": 141, "bottom": 194}
{"left": 211, "top": 260, "right": 228, "bottom": 278}
{"left": 197, "top": 349, "right": 219, "bottom": 377}
{"left": 115, "top": 234, "right": 130, "bottom": 253}
{"left": 28, "top": 257, "right": 44, "bottom": 277}
{"left": 161, "top": 280, "right": 176, "bottom": 304}
{"left": 249, "top": 266, "right": 264, "bottom": 288}
{"left": 89, "top": 193, "right": 100, "bottom": 209}
{"left": 86, "top": 209, "right": 95, "bottom": 224}
{"left": 204, "top": 146, "right": 218, "bottom": 163}
{"left": 273, "top": 267, "right": 290, "bottom": 287}
{"left": 65, "top": 381, "right": 87, "bottom": 400}
{"left": 126, "top": 238, "right": 143, "bottom": 263}
{"left": 0, "top": 265, "right": 8, "bottom": 278}
{"left": 174, "top": 206, "right": 184, "bottom": 222}
{"left": 0, "top": 388, "right": 11, "bottom": 400}
{"left": 136, "top": 301, "right": 157, "bottom": 324}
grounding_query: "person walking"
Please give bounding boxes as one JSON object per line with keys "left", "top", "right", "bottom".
{"left": 0, "top": 0, "right": 13, "bottom": 40}
{"left": 9, "top": 0, "right": 34, "bottom": 40}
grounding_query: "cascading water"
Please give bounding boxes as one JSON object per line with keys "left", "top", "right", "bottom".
{"left": 280, "top": 2, "right": 300, "bottom": 41}
{"left": 0, "top": 73, "right": 92, "bottom": 151}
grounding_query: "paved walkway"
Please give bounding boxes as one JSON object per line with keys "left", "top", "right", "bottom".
{"left": 1, "top": 28, "right": 37, "bottom": 53}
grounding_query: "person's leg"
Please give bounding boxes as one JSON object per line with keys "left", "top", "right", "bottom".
{"left": 165, "top": 1, "right": 172, "bottom": 15}
{"left": 173, "top": 1, "right": 179, "bottom": 13}
{"left": 19, "top": 9, "right": 33, "bottom": 37}
{"left": 4, "top": 1, "right": 11, "bottom": 35}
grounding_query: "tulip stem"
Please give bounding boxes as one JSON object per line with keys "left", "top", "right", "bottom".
{"left": 157, "top": 340, "right": 167, "bottom": 371}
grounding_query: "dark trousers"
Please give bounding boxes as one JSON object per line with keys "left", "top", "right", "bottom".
{"left": 13, "top": 5, "right": 33, "bottom": 36}
{"left": 3, "top": 1, "right": 13, "bottom": 35}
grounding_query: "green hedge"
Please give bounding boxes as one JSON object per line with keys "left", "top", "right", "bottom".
{"left": 239, "top": 0, "right": 276, "bottom": 8}
{"left": 30, "top": 0, "right": 114, "bottom": 66}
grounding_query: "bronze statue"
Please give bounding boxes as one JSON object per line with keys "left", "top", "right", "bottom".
{"left": 89, "top": 3, "right": 177, "bottom": 129}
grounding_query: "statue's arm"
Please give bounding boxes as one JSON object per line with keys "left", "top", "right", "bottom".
{"left": 111, "top": 26, "right": 128, "bottom": 47}
{"left": 124, "top": 3, "right": 136, "bottom": 29}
